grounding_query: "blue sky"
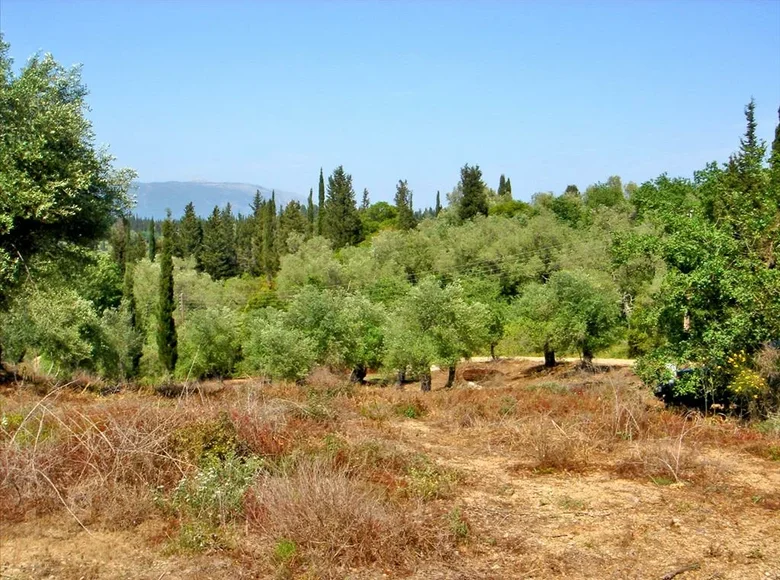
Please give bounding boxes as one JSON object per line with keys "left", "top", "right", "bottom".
{"left": 2, "top": 0, "right": 779, "bottom": 208}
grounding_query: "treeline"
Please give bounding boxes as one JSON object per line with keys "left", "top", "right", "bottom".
{"left": 1, "top": 37, "right": 779, "bottom": 416}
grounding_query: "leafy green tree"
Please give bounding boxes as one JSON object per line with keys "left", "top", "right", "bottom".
{"left": 457, "top": 164, "right": 488, "bottom": 221}
{"left": 360, "top": 201, "right": 398, "bottom": 236}
{"left": 585, "top": 176, "right": 625, "bottom": 209}
{"left": 147, "top": 219, "right": 157, "bottom": 262}
{"left": 242, "top": 309, "right": 316, "bottom": 382}
{"left": 176, "top": 307, "right": 240, "bottom": 380}
{"left": 384, "top": 277, "right": 489, "bottom": 391}
{"left": 317, "top": 167, "right": 325, "bottom": 236}
{"left": 341, "top": 293, "right": 388, "bottom": 383}
{"left": 122, "top": 262, "right": 142, "bottom": 376}
{"left": 0, "top": 38, "right": 134, "bottom": 314}
{"left": 157, "top": 214, "right": 178, "bottom": 374}
{"left": 508, "top": 281, "right": 559, "bottom": 367}
{"left": 323, "top": 166, "right": 363, "bottom": 248}
{"left": 395, "top": 179, "right": 416, "bottom": 231}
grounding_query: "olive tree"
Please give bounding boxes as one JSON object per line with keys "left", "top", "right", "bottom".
{"left": 384, "top": 277, "right": 489, "bottom": 391}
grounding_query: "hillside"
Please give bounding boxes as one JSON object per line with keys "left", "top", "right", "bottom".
{"left": 131, "top": 181, "right": 304, "bottom": 218}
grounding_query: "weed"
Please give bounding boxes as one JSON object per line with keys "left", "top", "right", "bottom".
{"left": 393, "top": 398, "right": 427, "bottom": 419}
{"left": 404, "top": 455, "right": 458, "bottom": 500}
{"left": 274, "top": 538, "right": 298, "bottom": 563}
{"left": 447, "top": 507, "right": 470, "bottom": 540}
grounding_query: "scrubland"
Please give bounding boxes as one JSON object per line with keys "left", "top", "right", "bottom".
{"left": 1, "top": 360, "right": 779, "bottom": 579}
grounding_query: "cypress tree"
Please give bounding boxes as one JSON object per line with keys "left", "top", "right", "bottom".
{"left": 147, "top": 219, "right": 156, "bottom": 262}
{"left": 250, "top": 195, "right": 265, "bottom": 276}
{"left": 323, "top": 165, "right": 363, "bottom": 248}
{"left": 201, "top": 205, "right": 238, "bottom": 280}
{"left": 505, "top": 178, "right": 512, "bottom": 198}
{"left": 317, "top": 168, "right": 325, "bottom": 236}
{"left": 395, "top": 179, "right": 416, "bottom": 230}
{"left": 361, "top": 188, "right": 370, "bottom": 210}
{"left": 123, "top": 262, "right": 142, "bottom": 377}
{"left": 262, "top": 191, "right": 278, "bottom": 281}
{"left": 457, "top": 164, "right": 488, "bottom": 221}
{"left": 435, "top": 191, "right": 442, "bottom": 216}
{"left": 278, "top": 200, "right": 309, "bottom": 254}
{"left": 307, "top": 188, "right": 315, "bottom": 232}
{"left": 157, "top": 214, "right": 177, "bottom": 374}
{"left": 497, "top": 174, "right": 507, "bottom": 197}
{"left": 770, "top": 106, "right": 780, "bottom": 189}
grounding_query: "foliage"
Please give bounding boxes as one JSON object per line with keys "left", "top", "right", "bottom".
{"left": 0, "top": 39, "right": 135, "bottom": 304}
{"left": 394, "top": 179, "right": 416, "bottom": 231}
{"left": 457, "top": 164, "right": 488, "bottom": 221}
{"left": 157, "top": 215, "right": 177, "bottom": 373}
{"left": 242, "top": 310, "right": 316, "bottom": 381}
{"left": 176, "top": 307, "right": 241, "bottom": 380}
{"left": 322, "top": 165, "right": 363, "bottom": 249}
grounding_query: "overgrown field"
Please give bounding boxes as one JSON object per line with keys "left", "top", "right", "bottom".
{"left": 1, "top": 360, "right": 779, "bottom": 579}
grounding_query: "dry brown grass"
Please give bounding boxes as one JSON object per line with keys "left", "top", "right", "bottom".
{"left": 2, "top": 361, "right": 779, "bottom": 579}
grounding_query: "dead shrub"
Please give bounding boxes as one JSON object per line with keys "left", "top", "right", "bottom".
{"left": 245, "top": 460, "right": 448, "bottom": 571}
{"left": 519, "top": 416, "right": 591, "bottom": 472}
{"left": 615, "top": 422, "right": 703, "bottom": 484}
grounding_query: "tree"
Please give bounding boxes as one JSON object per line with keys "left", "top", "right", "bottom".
{"left": 307, "top": 188, "right": 315, "bottom": 233}
{"left": 435, "top": 191, "right": 442, "bottom": 216}
{"left": 394, "top": 179, "right": 416, "bottom": 231}
{"left": 771, "top": 106, "right": 780, "bottom": 189}
{"left": 505, "top": 178, "right": 512, "bottom": 198}
{"left": 0, "top": 38, "right": 134, "bottom": 310}
{"left": 178, "top": 202, "right": 203, "bottom": 262}
{"left": 585, "top": 176, "right": 625, "bottom": 209}
{"left": 323, "top": 166, "right": 363, "bottom": 248}
{"left": 317, "top": 167, "right": 325, "bottom": 236}
{"left": 457, "top": 164, "right": 488, "bottom": 221}
{"left": 497, "top": 174, "right": 512, "bottom": 200}
{"left": 122, "top": 262, "right": 142, "bottom": 376}
{"left": 147, "top": 219, "right": 156, "bottom": 262}
{"left": 278, "top": 200, "right": 309, "bottom": 256}
{"left": 361, "top": 188, "right": 370, "bottom": 210}
{"left": 261, "top": 192, "right": 278, "bottom": 281}
{"left": 157, "top": 214, "right": 178, "bottom": 374}
{"left": 384, "top": 277, "right": 489, "bottom": 391}
{"left": 201, "top": 205, "right": 238, "bottom": 280}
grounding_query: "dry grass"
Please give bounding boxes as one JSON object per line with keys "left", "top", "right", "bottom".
{"left": 2, "top": 360, "right": 779, "bottom": 579}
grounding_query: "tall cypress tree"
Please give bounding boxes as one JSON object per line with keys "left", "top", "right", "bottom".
{"left": 497, "top": 174, "right": 507, "bottom": 198}
{"left": 505, "top": 178, "right": 512, "bottom": 198}
{"left": 317, "top": 168, "right": 325, "bottom": 236}
{"left": 435, "top": 191, "right": 442, "bottom": 216}
{"left": 123, "top": 262, "right": 142, "bottom": 377}
{"left": 157, "top": 214, "right": 177, "bottom": 374}
{"left": 323, "top": 165, "right": 363, "bottom": 248}
{"left": 262, "top": 191, "right": 278, "bottom": 281}
{"left": 770, "top": 106, "right": 780, "bottom": 189}
{"left": 250, "top": 194, "right": 265, "bottom": 276}
{"left": 361, "top": 188, "right": 370, "bottom": 210}
{"left": 458, "top": 164, "right": 488, "bottom": 221}
{"left": 395, "top": 179, "right": 416, "bottom": 230}
{"left": 147, "top": 218, "right": 156, "bottom": 262}
{"left": 307, "top": 188, "right": 315, "bottom": 233}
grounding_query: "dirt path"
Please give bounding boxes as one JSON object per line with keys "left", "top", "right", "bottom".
{"left": 469, "top": 356, "right": 636, "bottom": 367}
{"left": 391, "top": 417, "right": 780, "bottom": 579}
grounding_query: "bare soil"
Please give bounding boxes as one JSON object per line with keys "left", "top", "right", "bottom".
{"left": 1, "top": 360, "right": 778, "bottom": 579}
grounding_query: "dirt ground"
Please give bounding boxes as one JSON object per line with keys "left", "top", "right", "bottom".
{"left": 1, "top": 360, "right": 779, "bottom": 579}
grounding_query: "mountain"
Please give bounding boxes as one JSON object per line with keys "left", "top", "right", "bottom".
{"left": 130, "top": 181, "right": 303, "bottom": 218}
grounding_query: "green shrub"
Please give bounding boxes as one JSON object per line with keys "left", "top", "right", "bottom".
{"left": 176, "top": 307, "right": 241, "bottom": 380}
{"left": 242, "top": 310, "right": 316, "bottom": 382}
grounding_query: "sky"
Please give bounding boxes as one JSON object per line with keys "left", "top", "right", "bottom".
{"left": 2, "top": 0, "right": 779, "bottom": 208}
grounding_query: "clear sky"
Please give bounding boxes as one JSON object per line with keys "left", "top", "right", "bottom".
{"left": 2, "top": 0, "right": 779, "bottom": 207}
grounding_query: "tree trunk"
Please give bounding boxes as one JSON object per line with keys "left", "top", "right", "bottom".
{"left": 420, "top": 369, "right": 432, "bottom": 392}
{"left": 490, "top": 343, "right": 497, "bottom": 360}
{"left": 396, "top": 369, "right": 406, "bottom": 389}
{"left": 544, "top": 343, "right": 556, "bottom": 368}
{"left": 349, "top": 364, "right": 367, "bottom": 384}
{"left": 582, "top": 347, "right": 594, "bottom": 367}
{"left": 444, "top": 365, "right": 456, "bottom": 389}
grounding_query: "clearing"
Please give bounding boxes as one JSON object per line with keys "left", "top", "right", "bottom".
{"left": 1, "top": 360, "right": 778, "bottom": 579}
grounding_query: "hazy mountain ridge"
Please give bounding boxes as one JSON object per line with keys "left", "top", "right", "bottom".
{"left": 131, "top": 181, "right": 304, "bottom": 218}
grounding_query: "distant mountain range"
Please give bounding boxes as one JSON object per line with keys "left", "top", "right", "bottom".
{"left": 130, "top": 181, "right": 304, "bottom": 219}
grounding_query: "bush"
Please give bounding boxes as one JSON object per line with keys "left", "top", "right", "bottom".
{"left": 242, "top": 310, "right": 316, "bottom": 382}
{"left": 176, "top": 307, "right": 241, "bottom": 380}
